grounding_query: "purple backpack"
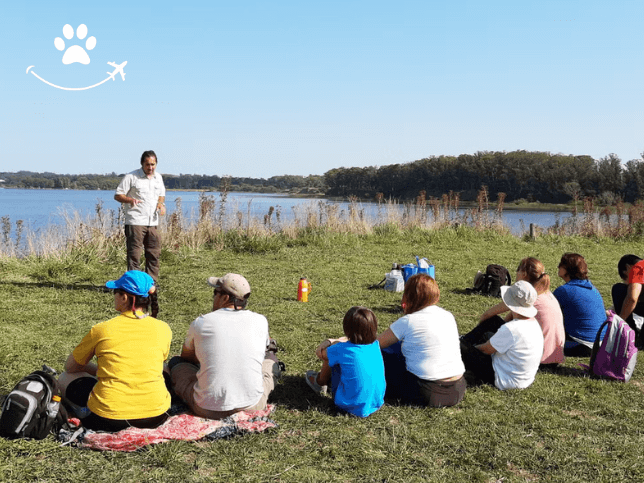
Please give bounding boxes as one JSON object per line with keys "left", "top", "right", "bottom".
{"left": 589, "top": 312, "right": 638, "bottom": 382}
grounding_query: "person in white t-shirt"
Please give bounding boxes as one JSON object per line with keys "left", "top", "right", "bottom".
{"left": 169, "top": 273, "right": 282, "bottom": 419}
{"left": 461, "top": 280, "right": 544, "bottom": 390}
{"left": 377, "top": 274, "right": 466, "bottom": 407}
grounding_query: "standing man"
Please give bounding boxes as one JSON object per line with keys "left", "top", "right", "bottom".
{"left": 114, "top": 151, "right": 165, "bottom": 316}
{"left": 114, "top": 150, "right": 166, "bottom": 281}
{"left": 169, "top": 273, "right": 282, "bottom": 419}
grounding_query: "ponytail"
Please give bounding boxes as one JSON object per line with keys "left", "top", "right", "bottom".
{"left": 518, "top": 257, "right": 550, "bottom": 294}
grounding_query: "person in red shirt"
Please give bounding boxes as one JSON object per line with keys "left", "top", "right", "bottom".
{"left": 614, "top": 255, "right": 644, "bottom": 346}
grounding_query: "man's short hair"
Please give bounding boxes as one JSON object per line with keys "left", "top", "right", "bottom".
{"left": 619, "top": 254, "right": 642, "bottom": 281}
{"left": 207, "top": 273, "right": 250, "bottom": 309}
{"left": 141, "top": 150, "right": 157, "bottom": 165}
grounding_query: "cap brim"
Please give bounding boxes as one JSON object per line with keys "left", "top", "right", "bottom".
{"left": 105, "top": 280, "right": 118, "bottom": 290}
{"left": 512, "top": 306, "right": 538, "bottom": 318}
{"left": 207, "top": 276, "right": 221, "bottom": 288}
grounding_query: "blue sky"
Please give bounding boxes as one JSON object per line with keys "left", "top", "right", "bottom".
{"left": 1, "top": 1, "right": 642, "bottom": 178}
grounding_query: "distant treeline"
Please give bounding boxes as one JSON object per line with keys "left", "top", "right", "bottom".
{"left": 0, "top": 171, "right": 325, "bottom": 193}
{"left": 3, "top": 150, "right": 644, "bottom": 203}
{"left": 324, "top": 151, "right": 644, "bottom": 203}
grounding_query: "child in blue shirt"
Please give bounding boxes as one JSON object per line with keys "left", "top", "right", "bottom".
{"left": 306, "top": 307, "right": 386, "bottom": 418}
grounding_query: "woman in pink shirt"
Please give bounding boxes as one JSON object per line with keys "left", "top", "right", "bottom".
{"left": 461, "top": 257, "right": 565, "bottom": 369}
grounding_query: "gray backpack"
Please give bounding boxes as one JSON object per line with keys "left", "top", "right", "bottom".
{"left": 0, "top": 366, "right": 68, "bottom": 440}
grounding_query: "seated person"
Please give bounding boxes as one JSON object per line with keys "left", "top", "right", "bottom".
{"left": 169, "top": 273, "right": 281, "bottom": 419}
{"left": 461, "top": 281, "right": 544, "bottom": 390}
{"left": 306, "top": 306, "right": 386, "bottom": 418}
{"left": 376, "top": 274, "right": 466, "bottom": 408}
{"left": 613, "top": 254, "right": 644, "bottom": 342}
{"left": 462, "top": 257, "right": 565, "bottom": 368}
{"left": 553, "top": 253, "right": 607, "bottom": 357}
{"left": 58, "top": 271, "right": 172, "bottom": 432}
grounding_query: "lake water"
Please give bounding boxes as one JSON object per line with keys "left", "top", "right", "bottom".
{"left": 0, "top": 188, "right": 572, "bottom": 238}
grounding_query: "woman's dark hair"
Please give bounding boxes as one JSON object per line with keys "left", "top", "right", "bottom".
{"left": 116, "top": 290, "right": 150, "bottom": 312}
{"left": 402, "top": 274, "right": 439, "bottom": 314}
{"left": 342, "top": 306, "right": 378, "bottom": 345}
{"left": 618, "top": 254, "right": 642, "bottom": 281}
{"left": 517, "top": 257, "right": 550, "bottom": 294}
{"left": 140, "top": 150, "right": 157, "bottom": 165}
{"left": 558, "top": 253, "right": 588, "bottom": 280}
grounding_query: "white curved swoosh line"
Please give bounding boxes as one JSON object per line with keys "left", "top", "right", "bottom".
{"left": 26, "top": 64, "right": 126, "bottom": 91}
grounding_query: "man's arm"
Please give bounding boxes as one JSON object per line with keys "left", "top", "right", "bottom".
{"left": 114, "top": 193, "right": 141, "bottom": 205}
{"left": 620, "top": 283, "right": 642, "bottom": 321}
{"left": 114, "top": 174, "right": 137, "bottom": 205}
{"left": 180, "top": 343, "right": 199, "bottom": 365}
{"left": 156, "top": 195, "right": 166, "bottom": 215}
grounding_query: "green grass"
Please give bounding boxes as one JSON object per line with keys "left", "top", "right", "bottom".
{"left": 1, "top": 227, "right": 644, "bottom": 482}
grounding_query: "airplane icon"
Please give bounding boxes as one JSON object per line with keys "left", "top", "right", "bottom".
{"left": 107, "top": 61, "right": 127, "bottom": 81}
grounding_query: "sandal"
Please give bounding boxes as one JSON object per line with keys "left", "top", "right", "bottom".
{"left": 305, "top": 370, "right": 327, "bottom": 395}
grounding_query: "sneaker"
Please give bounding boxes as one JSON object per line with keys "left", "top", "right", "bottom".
{"left": 305, "top": 370, "right": 327, "bottom": 395}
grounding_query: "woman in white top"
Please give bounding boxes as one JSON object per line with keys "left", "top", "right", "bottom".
{"left": 377, "top": 274, "right": 466, "bottom": 407}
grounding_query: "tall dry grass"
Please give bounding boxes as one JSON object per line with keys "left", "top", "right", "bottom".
{"left": 545, "top": 196, "right": 644, "bottom": 238}
{"left": 3, "top": 186, "right": 642, "bottom": 260}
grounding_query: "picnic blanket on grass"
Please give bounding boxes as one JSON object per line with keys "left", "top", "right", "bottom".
{"left": 57, "top": 404, "right": 276, "bottom": 452}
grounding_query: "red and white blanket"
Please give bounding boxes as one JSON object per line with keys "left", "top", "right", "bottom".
{"left": 58, "top": 405, "right": 276, "bottom": 452}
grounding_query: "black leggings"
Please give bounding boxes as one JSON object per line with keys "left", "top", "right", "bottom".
{"left": 66, "top": 377, "right": 168, "bottom": 432}
{"left": 460, "top": 315, "right": 506, "bottom": 346}
{"left": 459, "top": 316, "right": 506, "bottom": 386}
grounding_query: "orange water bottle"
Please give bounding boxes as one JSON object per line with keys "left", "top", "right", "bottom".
{"left": 297, "top": 277, "right": 311, "bottom": 302}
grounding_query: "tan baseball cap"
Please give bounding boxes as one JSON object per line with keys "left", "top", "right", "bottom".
{"left": 207, "top": 273, "right": 251, "bottom": 299}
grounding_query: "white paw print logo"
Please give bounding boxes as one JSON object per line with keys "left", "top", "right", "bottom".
{"left": 54, "top": 24, "right": 97, "bottom": 65}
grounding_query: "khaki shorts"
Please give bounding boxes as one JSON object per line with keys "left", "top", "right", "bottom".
{"left": 171, "top": 359, "right": 280, "bottom": 420}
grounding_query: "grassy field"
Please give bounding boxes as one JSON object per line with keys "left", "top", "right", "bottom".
{"left": 1, "top": 227, "right": 644, "bottom": 482}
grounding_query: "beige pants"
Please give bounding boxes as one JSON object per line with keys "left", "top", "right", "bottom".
{"left": 171, "top": 359, "right": 279, "bottom": 420}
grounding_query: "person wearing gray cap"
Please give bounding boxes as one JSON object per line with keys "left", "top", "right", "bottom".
{"left": 460, "top": 280, "right": 544, "bottom": 390}
{"left": 168, "top": 273, "right": 281, "bottom": 419}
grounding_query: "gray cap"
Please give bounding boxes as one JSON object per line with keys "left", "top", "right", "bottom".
{"left": 207, "top": 273, "right": 251, "bottom": 299}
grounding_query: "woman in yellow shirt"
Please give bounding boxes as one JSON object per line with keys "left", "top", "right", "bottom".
{"left": 58, "top": 271, "right": 172, "bottom": 432}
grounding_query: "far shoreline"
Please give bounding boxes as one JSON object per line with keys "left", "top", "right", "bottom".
{"left": 0, "top": 186, "right": 589, "bottom": 213}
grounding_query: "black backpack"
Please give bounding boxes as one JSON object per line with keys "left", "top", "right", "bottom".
{"left": 473, "top": 264, "right": 512, "bottom": 298}
{"left": 0, "top": 366, "right": 68, "bottom": 440}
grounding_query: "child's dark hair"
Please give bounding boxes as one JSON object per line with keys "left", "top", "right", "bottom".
{"left": 343, "top": 306, "right": 378, "bottom": 345}
{"left": 618, "top": 254, "right": 642, "bottom": 281}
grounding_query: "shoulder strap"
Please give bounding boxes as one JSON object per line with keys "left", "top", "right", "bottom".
{"left": 589, "top": 319, "right": 611, "bottom": 373}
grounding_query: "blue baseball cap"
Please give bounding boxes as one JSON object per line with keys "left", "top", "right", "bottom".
{"left": 106, "top": 271, "right": 155, "bottom": 297}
